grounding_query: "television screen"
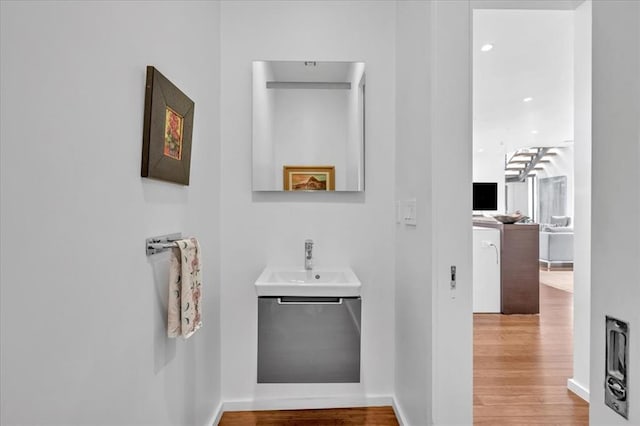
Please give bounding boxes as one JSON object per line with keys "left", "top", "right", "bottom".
{"left": 473, "top": 182, "right": 498, "bottom": 211}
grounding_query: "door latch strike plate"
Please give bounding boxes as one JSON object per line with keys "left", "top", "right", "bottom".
{"left": 450, "top": 265, "right": 456, "bottom": 290}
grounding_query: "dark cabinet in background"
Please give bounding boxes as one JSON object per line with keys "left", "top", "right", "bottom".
{"left": 474, "top": 221, "right": 540, "bottom": 314}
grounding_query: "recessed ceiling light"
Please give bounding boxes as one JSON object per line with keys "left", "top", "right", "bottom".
{"left": 477, "top": 148, "right": 485, "bottom": 153}
{"left": 523, "top": 97, "right": 533, "bottom": 102}
{"left": 531, "top": 130, "right": 538, "bottom": 135}
{"left": 480, "top": 44, "right": 494, "bottom": 52}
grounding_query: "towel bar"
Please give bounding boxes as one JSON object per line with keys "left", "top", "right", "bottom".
{"left": 146, "top": 233, "right": 182, "bottom": 256}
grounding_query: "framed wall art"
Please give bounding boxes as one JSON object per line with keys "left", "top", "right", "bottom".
{"left": 283, "top": 165, "right": 335, "bottom": 191}
{"left": 141, "top": 66, "right": 194, "bottom": 185}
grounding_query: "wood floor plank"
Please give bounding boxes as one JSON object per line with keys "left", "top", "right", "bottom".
{"left": 219, "top": 406, "right": 399, "bottom": 426}
{"left": 474, "top": 415, "right": 588, "bottom": 426}
{"left": 474, "top": 283, "right": 589, "bottom": 425}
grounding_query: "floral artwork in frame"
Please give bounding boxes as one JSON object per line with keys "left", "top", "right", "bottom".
{"left": 141, "top": 66, "right": 194, "bottom": 185}
{"left": 283, "top": 166, "right": 336, "bottom": 191}
{"left": 163, "top": 106, "right": 184, "bottom": 161}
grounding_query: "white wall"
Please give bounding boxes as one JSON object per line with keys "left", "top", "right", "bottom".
{"left": 0, "top": 2, "right": 222, "bottom": 425}
{"left": 395, "top": 1, "right": 433, "bottom": 423}
{"left": 220, "top": 0, "right": 395, "bottom": 405}
{"left": 569, "top": 0, "right": 591, "bottom": 402}
{"left": 395, "top": 3, "right": 473, "bottom": 424}
{"left": 537, "top": 145, "right": 575, "bottom": 220}
{"left": 590, "top": 1, "right": 640, "bottom": 424}
{"left": 273, "top": 89, "right": 349, "bottom": 189}
{"left": 506, "top": 181, "right": 529, "bottom": 215}
{"left": 429, "top": 2, "right": 473, "bottom": 424}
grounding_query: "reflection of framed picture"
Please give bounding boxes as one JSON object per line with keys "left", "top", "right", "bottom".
{"left": 141, "top": 66, "right": 194, "bottom": 185}
{"left": 283, "top": 166, "right": 335, "bottom": 191}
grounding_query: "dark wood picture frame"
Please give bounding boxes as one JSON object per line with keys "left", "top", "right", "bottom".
{"left": 141, "top": 66, "right": 195, "bottom": 185}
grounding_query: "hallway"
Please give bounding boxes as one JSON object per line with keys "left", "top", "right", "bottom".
{"left": 474, "top": 284, "right": 589, "bottom": 425}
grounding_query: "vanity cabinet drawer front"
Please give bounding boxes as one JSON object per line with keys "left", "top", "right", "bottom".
{"left": 257, "top": 296, "right": 361, "bottom": 383}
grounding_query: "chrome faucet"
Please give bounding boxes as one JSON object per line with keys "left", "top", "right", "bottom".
{"left": 304, "top": 239, "right": 314, "bottom": 270}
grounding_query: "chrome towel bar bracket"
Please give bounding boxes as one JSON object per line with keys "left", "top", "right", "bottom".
{"left": 146, "top": 233, "right": 182, "bottom": 256}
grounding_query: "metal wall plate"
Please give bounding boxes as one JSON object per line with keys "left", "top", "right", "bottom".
{"left": 145, "top": 233, "right": 182, "bottom": 256}
{"left": 605, "top": 316, "right": 629, "bottom": 419}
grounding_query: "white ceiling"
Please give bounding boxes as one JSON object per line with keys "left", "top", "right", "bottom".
{"left": 473, "top": 9, "right": 574, "bottom": 154}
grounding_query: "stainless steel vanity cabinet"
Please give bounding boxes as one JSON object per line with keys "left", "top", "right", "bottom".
{"left": 257, "top": 296, "right": 361, "bottom": 383}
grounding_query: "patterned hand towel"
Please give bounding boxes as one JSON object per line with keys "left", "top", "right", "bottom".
{"left": 167, "top": 237, "right": 202, "bottom": 339}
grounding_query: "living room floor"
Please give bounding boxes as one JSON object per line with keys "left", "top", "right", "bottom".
{"left": 540, "top": 267, "right": 574, "bottom": 293}
{"left": 474, "top": 268, "right": 588, "bottom": 425}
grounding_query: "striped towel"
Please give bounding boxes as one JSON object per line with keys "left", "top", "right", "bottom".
{"left": 167, "top": 237, "right": 202, "bottom": 339}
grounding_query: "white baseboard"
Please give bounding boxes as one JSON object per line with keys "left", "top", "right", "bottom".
{"left": 391, "top": 397, "right": 409, "bottom": 426}
{"left": 221, "top": 395, "right": 393, "bottom": 412}
{"left": 210, "top": 396, "right": 396, "bottom": 424}
{"left": 209, "top": 401, "right": 223, "bottom": 426}
{"left": 567, "top": 378, "right": 590, "bottom": 402}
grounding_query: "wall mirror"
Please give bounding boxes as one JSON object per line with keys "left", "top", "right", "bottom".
{"left": 252, "top": 60, "right": 365, "bottom": 192}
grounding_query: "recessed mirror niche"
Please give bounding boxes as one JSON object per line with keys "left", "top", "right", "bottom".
{"left": 252, "top": 61, "right": 365, "bottom": 192}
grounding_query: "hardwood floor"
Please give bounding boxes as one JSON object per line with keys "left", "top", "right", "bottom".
{"left": 540, "top": 268, "right": 574, "bottom": 293}
{"left": 474, "top": 283, "right": 589, "bottom": 425}
{"left": 219, "top": 406, "right": 399, "bottom": 426}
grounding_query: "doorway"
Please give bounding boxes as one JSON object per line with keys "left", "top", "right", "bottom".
{"left": 471, "top": 3, "right": 591, "bottom": 424}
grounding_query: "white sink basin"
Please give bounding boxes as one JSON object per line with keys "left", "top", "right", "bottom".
{"left": 254, "top": 266, "right": 361, "bottom": 297}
